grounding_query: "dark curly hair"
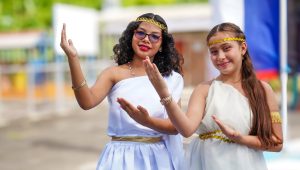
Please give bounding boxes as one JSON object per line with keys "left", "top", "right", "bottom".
{"left": 113, "top": 13, "right": 183, "bottom": 76}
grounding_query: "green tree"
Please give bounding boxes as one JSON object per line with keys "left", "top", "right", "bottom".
{"left": 122, "top": 0, "right": 208, "bottom": 6}
{"left": 0, "top": 0, "right": 208, "bottom": 31}
{"left": 122, "top": 0, "right": 175, "bottom": 6}
{"left": 175, "top": 0, "right": 208, "bottom": 3}
{"left": 0, "top": 0, "right": 101, "bottom": 31}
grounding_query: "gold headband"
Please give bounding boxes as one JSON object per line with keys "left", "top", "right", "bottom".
{"left": 136, "top": 17, "right": 167, "bottom": 31}
{"left": 208, "top": 37, "right": 245, "bottom": 46}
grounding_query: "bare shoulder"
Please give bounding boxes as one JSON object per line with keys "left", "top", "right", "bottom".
{"left": 98, "top": 65, "right": 118, "bottom": 78}
{"left": 193, "top": 80, "right": 213, "bottom": 97}
{"left": 260, "top": 80, "right": 279, "bottom": 110}
{"left": 101, "top": 65, "right": 117, "bottom": 74}
{"left": 260, "top": 80, "right": 275, "bottom": 94}
{"left": 96, "top": 65, "right": 124, "bottom": 84}
{"left": 101, "top": 64, "right": 132, "bottom": 84}
{"left": 196, "top": 80, "right": 213, "bottom": 90}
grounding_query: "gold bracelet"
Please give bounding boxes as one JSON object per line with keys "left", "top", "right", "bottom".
{"left": 160, "top": 95, "right": 172, "bottom": 105}
{"left": 72, "top": 79, "right": 86, "bottom": 91}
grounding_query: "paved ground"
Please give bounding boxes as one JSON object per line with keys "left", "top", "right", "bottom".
{"left": 0, "top": 88, "right": 299, "bottom": 170}
{"left": 0, "top": 104, "right": 110, "bottom": 170}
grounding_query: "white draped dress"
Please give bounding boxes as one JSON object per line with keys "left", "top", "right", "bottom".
{"left": 96, "top": 71, "right": 184, "bottom": 170}
{"left": 184, "top": 80, "right": 267, "bottom": 170}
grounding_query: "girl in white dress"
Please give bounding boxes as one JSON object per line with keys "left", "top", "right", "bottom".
{"left": 60, "top": 13, "right": 184, "bottom": 170}
{"left": 124, "top": 22, "right": 283, "bottom": 170}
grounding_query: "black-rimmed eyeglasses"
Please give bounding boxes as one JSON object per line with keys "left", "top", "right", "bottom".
{"left": 134, "top": 30, "right": 161, "bottom": 43}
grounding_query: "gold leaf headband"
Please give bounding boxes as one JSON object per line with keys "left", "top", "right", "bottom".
{"left": 208, "top": 37, "right": 245, "bottom": 46}
{"left": 136, "top": 17, "right": 167, "bottom": 31}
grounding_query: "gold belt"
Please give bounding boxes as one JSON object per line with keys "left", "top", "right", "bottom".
{"left": 199, "top": 130, "right": 235, "bottom": 143}
{"left": 111, "top": 136, "right": 162, "bottom": 143}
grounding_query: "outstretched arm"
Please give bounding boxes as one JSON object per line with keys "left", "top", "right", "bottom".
{"left": 143, "top": 57, "right": 207, "bottom": 137}
{"left": 60, "top": 24, "right": 113, "bottom": 109}
{"left": 117, "top": 98, "right": 178, "bottom": 134}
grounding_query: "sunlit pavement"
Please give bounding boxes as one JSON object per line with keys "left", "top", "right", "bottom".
{"left": 265, "top": 138, "right": 300, "bottom": 170}
{"left": 0, "top": 104, "right": 110, "bottom": 170}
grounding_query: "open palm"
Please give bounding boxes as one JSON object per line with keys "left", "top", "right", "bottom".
{"left": 117, "top": 98, "right": 152, "bottom": 127}
{"left": 212, "top": 115, "right": 241, "bottom": 141}
{"left": 143, "top": 57, "right": 170, "bottom": 97}
{"left": 60, "top": 23, "right": 78, "bottom": 58}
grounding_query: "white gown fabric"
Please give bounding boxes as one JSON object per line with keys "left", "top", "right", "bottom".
{"left": 96, "top": 71, "right": 184, "bottom": 170}
{"left": 184, "top": 80, "right": 267, "bottom": 170}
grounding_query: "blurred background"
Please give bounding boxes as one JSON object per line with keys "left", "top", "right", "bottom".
{"left": 0, "top": 0, "right": 299, "bottom": 170}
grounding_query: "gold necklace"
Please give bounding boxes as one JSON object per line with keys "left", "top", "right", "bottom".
{"left": 128, "top": 62, "right": 135, "bottom": 76}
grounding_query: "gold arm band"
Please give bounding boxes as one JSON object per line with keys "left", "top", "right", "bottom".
{"left": 199, "top": 130, "right": 235, "bottom": 143}
{"left": 72, "top": 79, "right": 86, "bottom": 91}
{"left": 111, "top": 136, "right": 162, "bottom": 143}
{"left": 271, "top": 112, "right": 282, "bottom": 124}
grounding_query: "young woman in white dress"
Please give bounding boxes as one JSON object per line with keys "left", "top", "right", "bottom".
{"left": 60, "top": 13, "right": 184, "bottom": 170}
{"left": 120, "top": 22, "right": 283, "bottom": 170}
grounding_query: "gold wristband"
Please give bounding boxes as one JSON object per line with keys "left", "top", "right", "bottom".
{"left": 160, "top": 95, "right": 172, "bottom": 105}
{"left": 72, "top": 79, "right": 86, "bottom": 91}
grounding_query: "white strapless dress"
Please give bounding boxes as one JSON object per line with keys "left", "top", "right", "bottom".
{"left": 96, "top": 71, "right": 184, "bottom": 170}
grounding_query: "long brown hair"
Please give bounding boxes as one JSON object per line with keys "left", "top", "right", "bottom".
{"left": 206, "top": 22, "right": 280, "bottom": 148}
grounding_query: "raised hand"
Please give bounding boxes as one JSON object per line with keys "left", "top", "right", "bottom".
{"left": 117, "top": 98, "right": 152, "bottom": 127}
{"left": 143, "top": 57, "right": 170, "bottom": 98}
{"left": 212, "top": 115, "right": 241, "bottom": 141}
{"left": 60, "top": 23, "right": 78, "bottom": 58}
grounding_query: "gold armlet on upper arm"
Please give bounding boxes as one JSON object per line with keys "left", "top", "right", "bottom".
{"left": 271, "top": 112, "right": 282, "bottom": 124}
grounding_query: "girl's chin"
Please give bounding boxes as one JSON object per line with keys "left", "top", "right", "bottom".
{"left": 219, "top": 69, "right": 234, "bottom": 75}
{"left": 136, "top": 54, "right": 152, "bottom": 59}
